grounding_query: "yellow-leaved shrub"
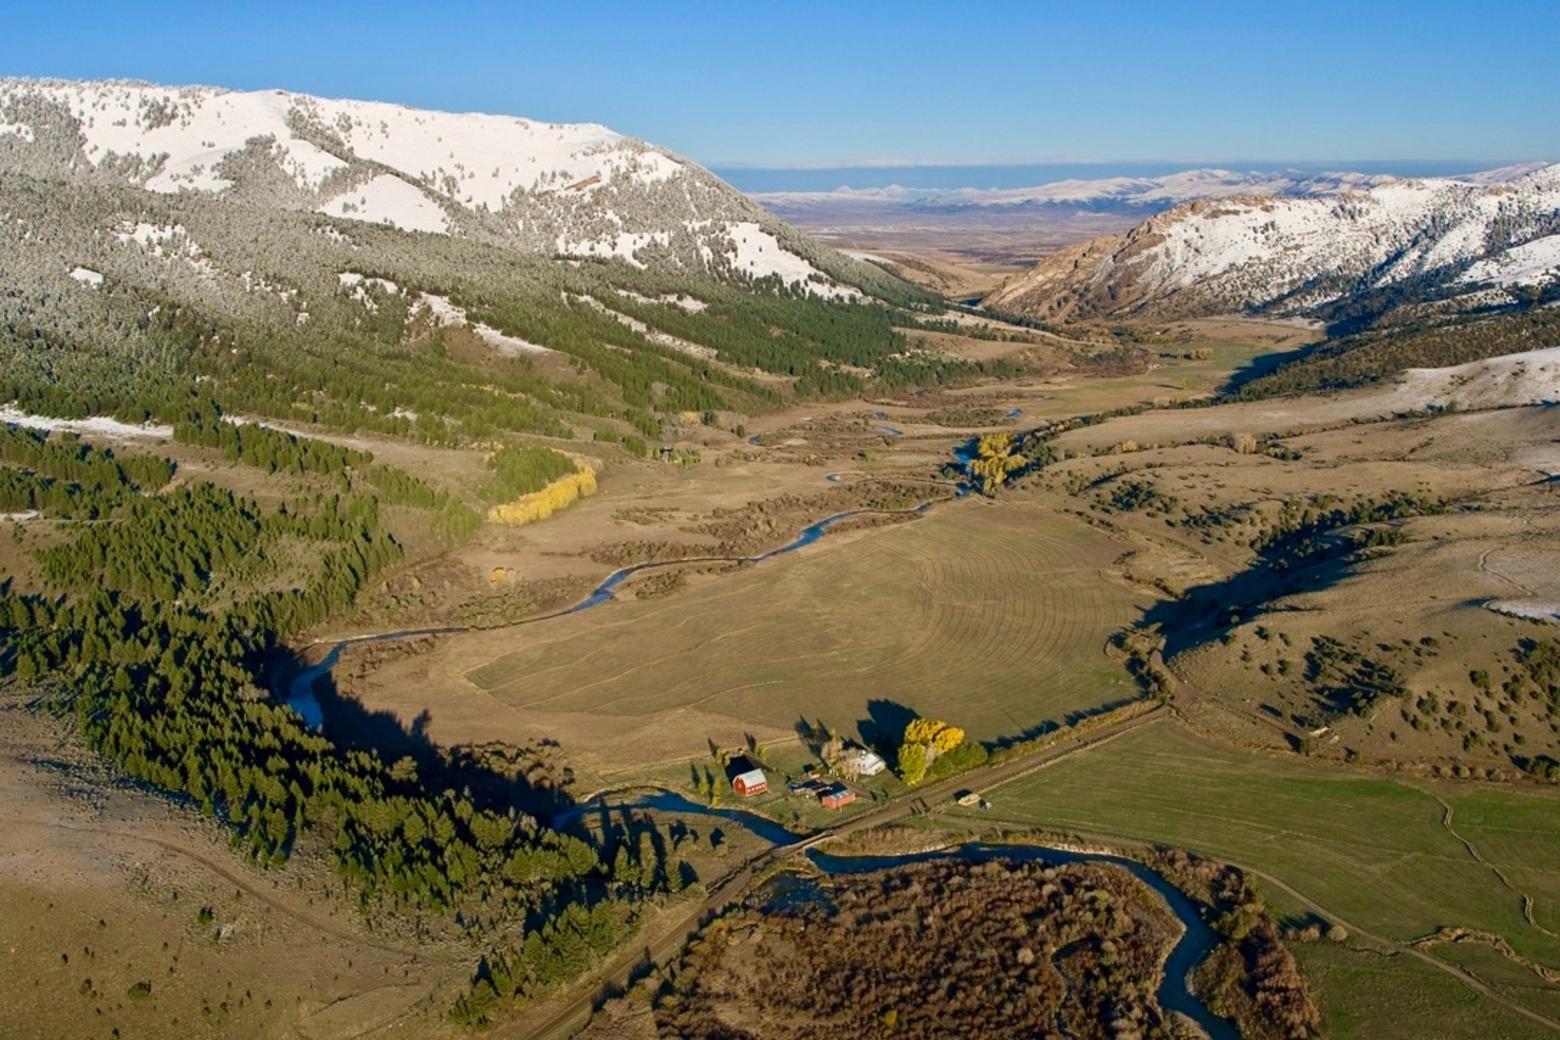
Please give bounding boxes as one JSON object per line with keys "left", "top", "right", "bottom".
{"left": 486, "top": 466, "right": 597, "bottom": 526}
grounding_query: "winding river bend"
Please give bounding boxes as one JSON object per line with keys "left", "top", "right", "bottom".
{"left": 558, "top": 790, "right": 1237, "bottom": 1040}
{"left": 807, "top": 845, "right": 1237, "bottom": 1040}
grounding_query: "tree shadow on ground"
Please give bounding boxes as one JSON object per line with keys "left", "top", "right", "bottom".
{"left": 1139, "top": 529, "right": 1368, "bottom": 660}
{"left": 855, "top": 698, "right": 918, "bottom": 765}
{"left": 1218, "top": 339, "right": 1325, "bottom": 396}
{"left": 264, "top": 645, "right": 577, "bottom": 821}
{"left": 984, "top": 695, "right": 1144, "bottom": 752}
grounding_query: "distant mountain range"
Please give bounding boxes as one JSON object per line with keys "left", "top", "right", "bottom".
{"left": 982, "top": 164, "right": 1560, "bottom": 327}
{"left": 0, "top": 77, "right": 880, "bottom": 297}
{"left": 753, "top": 163, "right": 1553, "bottom": 223}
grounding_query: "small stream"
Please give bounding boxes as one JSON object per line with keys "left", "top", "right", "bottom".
{"left": 282, "top": 444, "right": 974, "bottom": 730}
{"left": 282, "top": 627, "right": 460, "bottom": 727}
{"left": 284, "top": 645, "right": 339, "bottom": 728}
{"left": 557, "top": 790, "right": 1236, "bottom": 1040}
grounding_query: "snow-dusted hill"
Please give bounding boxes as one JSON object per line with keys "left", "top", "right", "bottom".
{"left": 984, "top": 164, "right": 1560, "bottom": 323}
{"left": 0, "top": 77, "right": 870, "bottom": 297}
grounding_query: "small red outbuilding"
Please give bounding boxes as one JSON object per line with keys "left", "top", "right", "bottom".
{"left": 820, "top": 786, "right": 856, "bottom": 810}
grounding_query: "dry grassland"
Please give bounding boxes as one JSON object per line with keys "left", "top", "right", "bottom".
{"left": 351, "top": 498, "right": 1145, "bottom": 785}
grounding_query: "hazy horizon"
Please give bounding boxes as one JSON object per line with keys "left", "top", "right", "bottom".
{"left": 713, "top": 159, "right": 1541, "bottom": 194}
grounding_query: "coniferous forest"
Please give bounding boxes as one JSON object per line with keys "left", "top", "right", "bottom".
{"left": 0, "top": 155, "right": 1031, "bottom": 1018}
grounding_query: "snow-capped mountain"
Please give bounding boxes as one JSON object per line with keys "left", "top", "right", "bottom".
{"left": 0, "top": 78, "right": 870, "bottom": 297}
{"left": 984, "top": 164, "right": 1560, "bottom": 323}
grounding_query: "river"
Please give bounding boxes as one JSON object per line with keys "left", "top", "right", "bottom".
{"left": 556, "top": 789, "right": 1237, "bottom": 1039}
{"left": 272, "top": 435, "right": 1237, "bottom": 1035}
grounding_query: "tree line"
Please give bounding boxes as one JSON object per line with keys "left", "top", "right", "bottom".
{"left": 0, "top": 436, "right": 604, "bottom": 925}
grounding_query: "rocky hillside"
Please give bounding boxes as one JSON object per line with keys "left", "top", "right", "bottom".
{"left": 984, "top": 164, "right": 1560, "bottom": 326}
{"left": 0, "top": 77, "right": 887, "bottom": 298}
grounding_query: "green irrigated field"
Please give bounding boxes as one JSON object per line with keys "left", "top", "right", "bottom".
{"left": 1441, "top": 788, "right": 1560, "bottom": 939}
{"left": 961, "top": 723, "right": 1560, "bottom": 965}
{"left": 1291, "top": 940, "right": 1555, "bottom": 1040}
{"left": 454, "top": 498, "right": 1145, "bottom": 776}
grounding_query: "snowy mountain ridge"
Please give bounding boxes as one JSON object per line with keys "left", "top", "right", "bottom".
{"left": 984, "top": 163, "right": 1560, "bottom": 323}
{"left": 0, "top": 77, "right": 866, "bottom": 297}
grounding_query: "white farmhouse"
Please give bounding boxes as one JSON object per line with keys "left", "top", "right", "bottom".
{"left": 842, "top": 745, "right": 887, "bottom": 777}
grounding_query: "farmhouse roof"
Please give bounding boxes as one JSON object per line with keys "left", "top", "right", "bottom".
{"left": 843, "top": 745, "right": 887, "bottom": 772}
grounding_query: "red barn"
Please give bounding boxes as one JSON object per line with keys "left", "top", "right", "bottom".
{"left": 731, "top": 765, "right": 768, "bottom": 796}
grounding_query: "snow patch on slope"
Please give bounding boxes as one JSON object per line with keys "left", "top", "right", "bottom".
{"left": 0, "top": 404, "right": 172, "bottom": 439}
{"left": 275, "top": 136, "right": 349, "bottom": 190}
{"left": 338, "top": 271, "right": 401, "bottom": 310}
{"left": 615, "top": 288, "right": 707, "bottom": 312}
{"left": 559, "top": 230, "right": 669, "bottom": 268}
{"left": 1459, "top": 234, "right": 1560, "bottom": 288}
{"left": 1390, "top": 346, "right": 1560, "bottom": 410}
{"left": 318, "top": 174, "right": 450, "bottom": 234}
{"left": 721, "top": 222, "right": 861, "bottom": 299}
{"left": 1486, "top": 600, "right": 1560, "bottom": 623}
{"left": 113, "top": 219, "right": 217, "bottom": 277}
{"left": 115, "top": 221, "right": 186, "bottom": 249}
{"left": 411, "top": 293, "right": 553, "bottom": 356}
{"left": 572, "top": 294, "right": 715, "bottom": 360}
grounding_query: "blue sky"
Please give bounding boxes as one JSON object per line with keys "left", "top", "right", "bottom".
{"left": 2, "top": 1, "right": 1555, "bottom": 167}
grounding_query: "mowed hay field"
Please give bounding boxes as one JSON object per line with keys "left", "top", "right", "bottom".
{"left": 363, "top": 498, "right": 1146, "bottom": 781}
{"left": 955, "top": 721, "right": 1560, "bottom": 1030}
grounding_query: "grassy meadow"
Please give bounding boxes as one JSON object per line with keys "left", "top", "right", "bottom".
{"left": 448, "top": 497, "right": 1145, "bottom": 780}
{"left": 945, "top": 720, "right": 1560, "bottom": 1029}
{"left": 1292, "top": 940, "right": 1555, "bottom": 1040}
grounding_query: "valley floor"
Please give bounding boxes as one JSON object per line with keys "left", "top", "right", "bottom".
{"left": 4, "top": 297, "right": 1557, "bottom": 1040}
{"left": 324, "top": 315, "right": 1557, "bottom": 1038}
